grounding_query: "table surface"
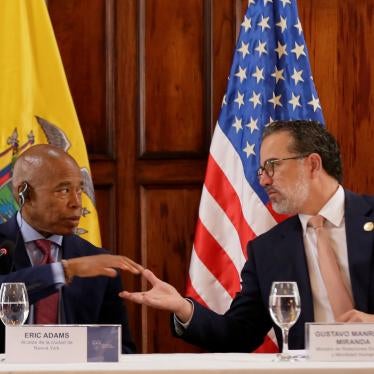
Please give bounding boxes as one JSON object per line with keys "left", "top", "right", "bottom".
{"left": 0, "top": 353, "right": 374, "bottom": 374}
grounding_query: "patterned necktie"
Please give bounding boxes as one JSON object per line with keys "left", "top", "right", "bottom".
{"left": 34, "top": 239, "right": 59, "bottom": 324}
{"left": 308, "top": 215, "right": 353, "bottom": 319}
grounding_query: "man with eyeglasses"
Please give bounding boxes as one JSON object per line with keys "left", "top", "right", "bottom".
{"left": 120, "top": 120, "right": 374, "bottom": 352}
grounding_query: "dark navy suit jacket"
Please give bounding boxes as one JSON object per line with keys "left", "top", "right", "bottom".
{"left": 0, "top": 215, "right": 135, "bottom": 354}
{"left": 176, "top": 190, "right": 374, "bottom": 352}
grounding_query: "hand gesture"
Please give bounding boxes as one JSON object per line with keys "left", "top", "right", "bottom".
{"left": 119, "top": 269, "right": 193, "bottom": 322}
{"left": 66, "top": 254, "right": 144, "bottom": 278}
{"left": 337, "top": 309, "right": 374, "bottom": 323}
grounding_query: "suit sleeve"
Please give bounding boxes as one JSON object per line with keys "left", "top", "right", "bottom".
{"left": 171, "top": 241, "right": 273, "bottom": 352}
{"left": 0, "top": 265, "right": 60, "bottom": 303}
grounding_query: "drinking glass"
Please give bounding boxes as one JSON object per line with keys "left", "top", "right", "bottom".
{"left": 0, "top": 283, "right": 29, "bottom": 326}
{"left": 269, "top": 281, "right": 301, "bottom": 361}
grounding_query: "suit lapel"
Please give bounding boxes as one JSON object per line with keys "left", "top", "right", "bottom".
{"left": 344, "top": 190, "right": 374, "bottom": 312}
{"left": 13, "top": 237, "right": 32, "bottom": 270}
{"left": 59, "top": 235, "right": 77, "bottom": 324}
{"left": 272, "top": 217, "right": 314, "bottom": 323}
{"left": 60, "top": 235, "right": 80, "bottom": 260}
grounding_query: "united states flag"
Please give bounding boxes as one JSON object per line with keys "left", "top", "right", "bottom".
{"left": 185, "top": 0, "right": 324, "bottom": 352}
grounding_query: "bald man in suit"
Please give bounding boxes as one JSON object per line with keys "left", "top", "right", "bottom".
{"left": 0, "top": 144, "right": 141, "bottom": 353}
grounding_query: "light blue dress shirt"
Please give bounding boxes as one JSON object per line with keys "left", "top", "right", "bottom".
{"left": 16, "top": 212, "right": 66, "bottom": 323}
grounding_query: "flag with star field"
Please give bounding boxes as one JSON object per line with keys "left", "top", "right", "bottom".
{"left": 185, "top": 0, "right": 324, "bottom": 352}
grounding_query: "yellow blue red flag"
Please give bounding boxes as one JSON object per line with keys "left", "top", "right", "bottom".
{"left": 0, "top": 0, "right": 101, "bottom": 246}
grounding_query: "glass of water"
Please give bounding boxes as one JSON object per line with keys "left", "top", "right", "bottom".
{"left": 0, "top": 283, "right": 29, "bottom": 326}
{"left": 269, "top": 281, "right": 301, "bottom": 361}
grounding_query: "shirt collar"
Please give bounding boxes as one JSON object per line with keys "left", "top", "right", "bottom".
{"left": 16, "top": 212, "right": 63, "bottom": 246}
{"left": 299, "top": 185, "right": 345, "bottom": 232}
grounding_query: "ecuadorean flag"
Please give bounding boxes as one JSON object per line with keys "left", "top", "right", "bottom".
{"left": 0, "top": 0, "right": 101, "bottom": 246}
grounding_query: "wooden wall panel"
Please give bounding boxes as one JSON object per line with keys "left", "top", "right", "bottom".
{"left": 141, "top": 0, "right": 206, "bottom": 156}
{"left": 48, "top": 0, "right": 114, "bottom": 156}
{"left": 298, "top": 0, "right": 339, "bottom": 125}
{"left": 114, "top": 0, "right": 142, "bottom": 349}
{"left": 49, "top": 0, "right": 374, "bottom": 354}
{"left": 298, "top": 0, "right": 374, "bottom": 194}
{"left": 212, "top": 1, "right": 239, "bottom": 130}
{"left": 335, "top": 1, "right": 374, "bottom": 194}
{"left": 140, "top": 186, "right": 202, "bottom": 352}
{"left": 93, "top": 187, "right": 115, "bottom": 251}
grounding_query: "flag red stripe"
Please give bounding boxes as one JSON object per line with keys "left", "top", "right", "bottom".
{"left": 253, "top": 335, "right": 279, "bottom": 353}
{"left": 204, "top": 155, "right": 256, "bottom": 257}
{"left": 194, "top": 219, "right": 240, "bottom": 298}
{"left": 0, "top": 172, "right": 10, "bottom": 186}
{"left": 185, "top": 275, "right": 209, "bottom": 308}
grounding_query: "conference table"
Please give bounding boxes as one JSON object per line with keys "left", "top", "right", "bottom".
{"left": 0, "top": 352, "right": 373, "bottom": 374}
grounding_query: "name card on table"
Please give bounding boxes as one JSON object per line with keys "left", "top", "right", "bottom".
{"left": 306, "top": 323, "right": 374, "bottom": 361}
{"left": 5, "top": 325, "right": 121, "bottom": 363}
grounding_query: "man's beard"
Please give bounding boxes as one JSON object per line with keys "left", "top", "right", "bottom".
{"left": 270, "top": 170, "right": 309, "bottom": 215}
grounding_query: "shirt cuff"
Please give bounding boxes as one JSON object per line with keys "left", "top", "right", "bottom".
{"left": 173, "top": 298, "right": 194, "bottom": 335}
{"left": 51, "top": 262, "right": 66, "bottom": 285}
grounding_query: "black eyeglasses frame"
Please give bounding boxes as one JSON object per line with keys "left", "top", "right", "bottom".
{"left": 257, "top": 154, "right": 310, "bottom": 178}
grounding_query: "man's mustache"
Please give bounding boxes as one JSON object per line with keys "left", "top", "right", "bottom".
{"left": 265, "top": 187, "right": 278, "bottom": 195}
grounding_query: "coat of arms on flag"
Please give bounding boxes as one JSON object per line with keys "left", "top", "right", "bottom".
{"left": 0, "top": 130, "right": 34, "bottom": 222}
{"left": 0, "top": 119, "right": 97, "bottom": 241}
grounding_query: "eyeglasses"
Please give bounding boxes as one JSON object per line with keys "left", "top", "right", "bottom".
{"left": 257, "top": 154, "right": 309, "bottom": 178}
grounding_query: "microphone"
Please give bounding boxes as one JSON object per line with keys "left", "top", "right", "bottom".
{"left": 0, "top": 248, "right": 8, "bottom": 256}
{"left": 0, "top": 240, "right": 16, "bottom": 274}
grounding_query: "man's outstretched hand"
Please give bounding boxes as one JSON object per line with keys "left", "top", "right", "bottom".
{"left": 119, "top": 269, "right": 193, "bottom": 323}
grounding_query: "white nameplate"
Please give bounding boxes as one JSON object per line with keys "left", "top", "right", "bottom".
{"left": 5, "top": 325, "right": 121, "bottom": 363}
{"left": 306, "top": 323, "right": 374, "bottom": 361}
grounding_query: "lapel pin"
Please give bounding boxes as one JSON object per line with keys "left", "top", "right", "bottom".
{"left": 363, "top": 221, "right": 374, "bottom": 232}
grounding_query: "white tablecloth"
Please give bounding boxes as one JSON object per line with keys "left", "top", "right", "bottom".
{"left": 0, "top": 353, "right": 373, "bottom": 374}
